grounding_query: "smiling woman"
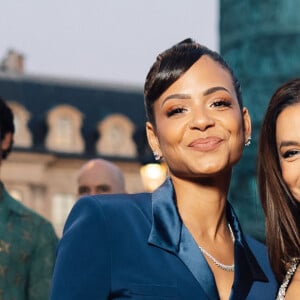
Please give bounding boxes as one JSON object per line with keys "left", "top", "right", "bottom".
{"left": 146, "top": 56, "right": 248, "bottom": 178}
{"left": 258, "top": 78, "right": 300, "bottom": 299}
{"left": 276, "top": 104, "right": 300, "bottom": 202}
{"left": 50, "top": 39, "right": 277, "bottom": 300}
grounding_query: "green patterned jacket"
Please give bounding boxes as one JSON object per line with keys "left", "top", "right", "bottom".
{"left": 0, "top": 182, "right": 58, "bottom": 300}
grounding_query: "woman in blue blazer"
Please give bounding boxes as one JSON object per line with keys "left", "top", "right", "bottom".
{"left": 50, "top": 39, "right": 278, "bottom": 299}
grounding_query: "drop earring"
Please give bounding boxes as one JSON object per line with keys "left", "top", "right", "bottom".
{"left": 153, "top": 151, "right": 161, "bottom": 161}
{"left": 245, "top": 137, "right": 251, "bottom": 147}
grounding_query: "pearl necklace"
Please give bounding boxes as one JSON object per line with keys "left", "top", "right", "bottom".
{"left": 198, "top": 224, "right": 235, "bottom": 272}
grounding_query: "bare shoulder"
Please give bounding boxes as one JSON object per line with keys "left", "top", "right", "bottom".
{"left": 286, "top": 266, "right": 300, "bottom": 300}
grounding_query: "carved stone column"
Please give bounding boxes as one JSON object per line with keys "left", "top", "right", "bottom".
{"left": 220, "top": 0, "right": 300, "bottom": 240}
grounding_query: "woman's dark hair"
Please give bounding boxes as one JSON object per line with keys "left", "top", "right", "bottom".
{"left": 144, "top": 38, "right": 243, "bottom": 125}
{"left": 0, "top": 97, "right": 14, "bottom": 159}
{"left": 257, "top": 78, "right": 300, "bottom": 282}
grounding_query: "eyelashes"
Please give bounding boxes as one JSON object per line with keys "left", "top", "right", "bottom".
{"left": 211, "top": 100, "right": 232, "bottom": 108}
{"left": 282, "top": 150, "right": 300, "bottom": 159}
{"left": 166, "top": 107, "right": 187, "bottom": 117}
{"left": 165, "top": 99, "right": 232, "bottom": 117}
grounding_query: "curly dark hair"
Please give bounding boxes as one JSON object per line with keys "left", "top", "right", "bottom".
{"left": 0, "top": 97, "right": 15, "bottom": 159}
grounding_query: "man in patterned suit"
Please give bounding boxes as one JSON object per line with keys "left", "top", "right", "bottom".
{"left": 0, "top": 97, "right": 58, "bottom": 300}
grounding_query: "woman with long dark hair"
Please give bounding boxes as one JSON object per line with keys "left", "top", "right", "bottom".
{"left": 258, "top": 78, "right": 300, "bottom": 299}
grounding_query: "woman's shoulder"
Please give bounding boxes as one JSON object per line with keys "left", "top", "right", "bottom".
{"left": 91, "top": 192, "right": 151, "bottom": 205}
{"left": 62, "top": 192, "right": 153, "bottom": 236}
{"left": 244, "top": 234, "right": 267, "bottom": 254}
{"left": 243, "top": 235, "right": 279, "bottom": 289}
{"left": 75, "top": 192, "right": 153, "bottom": 216}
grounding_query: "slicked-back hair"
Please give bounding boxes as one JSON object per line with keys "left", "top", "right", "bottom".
{"left": 257, "top": 78, "right": 300, "bottom": 282}
{"left": 0, "top": 97, "right": 14, "bottom": 159}
{"left": 144, "top": 38, "right": 243, "bottom": 125}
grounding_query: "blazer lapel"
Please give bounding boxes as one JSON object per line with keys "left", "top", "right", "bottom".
{"left": 227, "top": 204, "right": 268, "bottom": 300}
{"left": 148, "top": 179, "right": 269, "bottom": 300}
{"left": 147, "top": 178, "right": 180, "bottom": 252}
{"left": 148, "top": 178, "right": 218, "bottom": 299}
{"left": 178, "top": 224, "right": 220, "bottom": 299}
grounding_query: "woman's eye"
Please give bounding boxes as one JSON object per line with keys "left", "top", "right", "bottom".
{"left": 166, "top": 107, "right": 186, "bottom": 117}
{"left": 282, "top": 150, "right": 300, "bottom": 159}
{"left": 211, "top": 100, "right": 232, "bottom": 108}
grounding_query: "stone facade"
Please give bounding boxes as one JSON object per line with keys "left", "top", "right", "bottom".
{"left": 0, "top": 73, "right": 156, "bottom": 237}
{"left": 2, "top": 149, "right": 144, "bottom": 238}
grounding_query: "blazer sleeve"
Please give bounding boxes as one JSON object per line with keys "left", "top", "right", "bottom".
{"left": 50, "top": 196, "right": 111, "bottom": 299}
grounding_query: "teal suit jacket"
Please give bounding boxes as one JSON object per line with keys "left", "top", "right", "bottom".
{"left": 50, "top": 178, "right": 277, "bottom": 299}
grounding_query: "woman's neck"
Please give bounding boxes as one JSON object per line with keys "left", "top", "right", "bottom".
{"left": 171, "top": 175, "right": 229, "bottom": 238}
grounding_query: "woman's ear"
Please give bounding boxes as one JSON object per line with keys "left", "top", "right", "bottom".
{"left": 242, "top": 107, "right": 252, "bottom": 143}
{"left": 145, "top": 122, "right": 162, "bottom": 157}
{"left": 1, "top": 132, "right": 13, "bottom": 152}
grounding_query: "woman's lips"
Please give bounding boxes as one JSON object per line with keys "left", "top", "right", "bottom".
{"left": 188, "top": 137, "right": 223, "bottom": 152}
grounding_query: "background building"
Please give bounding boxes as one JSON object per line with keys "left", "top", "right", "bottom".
{"left": 0, "top": 55, "right": 163, "bottom": 236}
{"left": 1, "top": 0, "right": 300, "bottom": 240}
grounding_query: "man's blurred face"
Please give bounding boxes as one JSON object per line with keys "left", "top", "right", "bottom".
{"left": 77, "top": 162, "right": 124, "bottom": 197}
{"left": 78, "top": 180, "right": 113, "bottom": 196}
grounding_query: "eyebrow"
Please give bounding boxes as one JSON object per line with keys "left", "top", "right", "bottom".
{"left": 279, "top": 140, "right": 300, "bottom": 149}
{"left": 162, "top": 93, "right": 191, "bottom": 104}
{"left": 96, "top": 184, "right": 112, "bottom": 189}
{"left": 161, "top": 86, "right": 231, "bottom": 106}
{"left": 203, "top": 86, "right": 230, "bottom": 96}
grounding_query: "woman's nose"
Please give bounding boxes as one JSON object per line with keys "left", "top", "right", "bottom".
{"left": 189, "top": 108, "right": 215, "bottom": 131}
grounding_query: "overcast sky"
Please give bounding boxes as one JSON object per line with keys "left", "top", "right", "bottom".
{"left": 0, "top": 1, "right": 219, "bottom": 87}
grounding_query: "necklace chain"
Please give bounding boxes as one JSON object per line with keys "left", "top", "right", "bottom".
{"left": 198, "top": 224, "right": 235, "bottom": 272}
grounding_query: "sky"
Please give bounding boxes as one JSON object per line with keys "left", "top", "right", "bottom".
{"left": 0, "top": 1, "right": 219, "bottom": 87}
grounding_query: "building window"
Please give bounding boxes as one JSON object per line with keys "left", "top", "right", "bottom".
{"left": 45, "top": 104, "right": 85, "bottom": 153}
{"left": 7, "top": 101, "right": 32, "bottom": 148}
{"left": 96, "top": 114, "right": 137, "bottom": 157}
{"left": 51, "top": 193, "right": 76, "bottom": 237}
{"left": 55, "top": 116, "right": 73, "bottom": 146}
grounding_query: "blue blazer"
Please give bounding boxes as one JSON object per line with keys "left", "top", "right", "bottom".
{"left": 50, "top": 178, "right": 278, "bottom": 299}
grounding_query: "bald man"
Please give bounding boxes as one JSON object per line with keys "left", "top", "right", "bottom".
{"left": 77, "top": 159, "right": 126, "bottom": 196}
